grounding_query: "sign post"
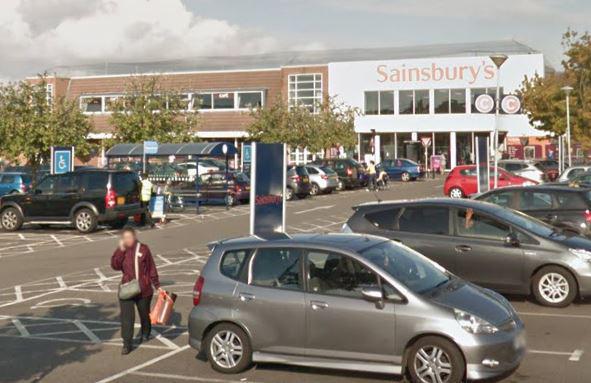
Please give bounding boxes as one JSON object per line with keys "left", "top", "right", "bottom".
{"left": 241, "top": 143, "right": 251, "bottom": 172}
{"left": 420, "top": 137, "right": 432, "bottom": 178}
{"left": 50, "top": 146, "right": 75, "bottom": 175}
{"left": 249, "top": 143, "right": 286, "bottom": 236}
{"left": 475, "top": 137, "right": 490, "bottom": 194}
{"left": 143, "top": 141, "right": 158, "bottom": 174}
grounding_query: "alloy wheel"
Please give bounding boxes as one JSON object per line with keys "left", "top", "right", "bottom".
{"left": 310, "top": 184, "right": 319, "bottom": 196}
{"left": 1, "top": 210, "right": 18, "bottom": 230}
{"left": 76, "top": 211, "right": 92, "bottom": 232}
{"left": 449, "top": 188, "right": 463, "bottom": 199}
{"left": 414, "top": 346, "right": 453, "bottom": 383}
{"left": 401, "top": 172, "right": 410, "bottom": 182}
{"left": 538, "top": 273, "right": 569, "bottom": 304}
{"left": 210, "top": 330, "right": 243, "bottom": 369}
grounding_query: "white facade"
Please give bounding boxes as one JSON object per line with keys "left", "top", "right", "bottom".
{"left": 329, "top": 54, "right": 546, "bottom": 167}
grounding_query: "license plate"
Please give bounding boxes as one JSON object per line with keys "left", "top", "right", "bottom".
{"left": 303, "top": 177, "right": 309, "bottom": 183}
{"left": 117, "top": 196, "right": 126, "bottom": 205}
{"left": 245, "top": 186, "right": 250, "bottom": 190}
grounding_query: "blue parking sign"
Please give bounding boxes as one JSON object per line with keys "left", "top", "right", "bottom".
{"left": 51, "top": 147, "right": 74, "bottom": 174}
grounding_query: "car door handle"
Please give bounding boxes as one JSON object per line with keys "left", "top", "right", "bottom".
{"left": 311, "top": 300, "right": 328, "bottom": 310}
{"left": 455, "top": 245, "right": 472, "bottom": 253}
{"left": 238, "top": 293, "right": 255, "bottom": 302}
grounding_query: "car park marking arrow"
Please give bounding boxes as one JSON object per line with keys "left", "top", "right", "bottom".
{"left": 294, "top": 205, "right": 335, "bottom": 215}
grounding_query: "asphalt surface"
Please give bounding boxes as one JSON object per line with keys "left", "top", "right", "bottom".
{"left": 1, "top": 177, "right": 590, "bottom": 382}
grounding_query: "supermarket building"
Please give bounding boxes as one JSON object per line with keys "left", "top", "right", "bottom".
{"left": 39, "top": 40, "right": 550, "bottom": 168}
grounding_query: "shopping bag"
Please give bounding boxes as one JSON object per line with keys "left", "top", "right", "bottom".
{"left": 150, "top": 289, "right": 177, "bottom": 325}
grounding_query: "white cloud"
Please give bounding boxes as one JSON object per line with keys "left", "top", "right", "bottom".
{"left": 0, "top": 0, "right": 279, "bottom": 79}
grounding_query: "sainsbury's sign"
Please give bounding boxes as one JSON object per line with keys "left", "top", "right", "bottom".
{"left": 376, "top": 60, "right": 496, "bottom": 85}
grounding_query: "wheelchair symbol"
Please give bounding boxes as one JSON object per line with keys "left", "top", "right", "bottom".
{"left": 58, "top": 156, "right": 66, "bottom": 170}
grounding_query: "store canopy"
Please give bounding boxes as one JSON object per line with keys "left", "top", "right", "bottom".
{"left": 106, "top": 142, "right": 237, "bottom": 157}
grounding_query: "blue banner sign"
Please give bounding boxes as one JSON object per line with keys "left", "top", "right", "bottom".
{"left": 250, "top": 143, "right": 286, "bottom": 236}
{"left": 144, "top": 141, "right": 158, "bottom": 155}
{"left": 51, "top": 146, "right": 74, "bottom": 175}
{"left": 243, "top": 144, "right": 251, "bottom": 163}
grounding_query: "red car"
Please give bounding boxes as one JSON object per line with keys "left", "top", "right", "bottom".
{"left": 444, "top": 165, "right": 537, "bottom": 198}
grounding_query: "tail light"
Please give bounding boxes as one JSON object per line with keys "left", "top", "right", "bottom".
{"left": 105, "top": 186, "right": 117, "bottom": 208}
{"left": 20, "top": 183, "right": 27, "bottom": 193}
{"left": 584, "top": 210, "right": 591, "bottom": 224}
{"left": 193, "top": 276, "right": 205, "bottom": 306}
{"left": 291, "top": 175, "right": 301, "bottom": 182}
{"left": 346, "top": 168, "right": 353, "bottom": 176}
{"left": 321, "top": 174, "right": 328, "bottom": 180}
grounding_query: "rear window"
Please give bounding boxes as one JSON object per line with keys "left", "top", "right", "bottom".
{"left": 556, "top": 192, "right": 589, "bottom": 209}
{"left": 459, "top": 168, "right": 477, "bottom": 176}
{"left": 399, "top": 207, "right": 449, "bottom": 235}
{"left": 113, "top": 172, "right": 139, "bottom": 194}
{"left": 80, "top": 173, "right": 109, "bottom": 191}
{"left": 220, "top": 249, "right": 251, "bottom": 281}
{"left": 321, "top": 166, "right": 336, "bottom": 174}
{"left": 235, "top": 172, "right": 249, "bottom": 182}
{"left": 0, "top": 175, "right": 16, "bottom": 184}
{"left": 294, "top": 166, "right": 308, "bottom": 176}
{"left": 365, "top": 208, "right": 399, "bottom": 230}
{"left": 20, "top": 175, "right": 32, "bottom": 184}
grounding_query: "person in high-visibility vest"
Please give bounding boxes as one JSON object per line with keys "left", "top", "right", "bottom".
{"left": 140, "top": 173, "right": 154, "bottom": 228}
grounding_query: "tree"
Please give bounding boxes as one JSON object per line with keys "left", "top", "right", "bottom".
{"left": 108, "top": 76, "right": 201, "bottom": 144}
{"left": 247, "top": 96, "right": 358, "bottom": 155}
{"left": 0, "top": 75, "right": 93, "bottom": 179}
{"left": 519, "top": 29, "right": 591, "bottom": 148}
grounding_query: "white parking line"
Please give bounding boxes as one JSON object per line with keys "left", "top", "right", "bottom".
{"left": 530, "top": 349, "right": 584, "bottom": 361}
{"left": 156, "top": 253, "right": 173, "bottom": 265}
{"left": 73, "top": 320, "right": 101, "bottom": 343}
{"left": 50, "top": 235, "right": 64, "bottom": 247}
{"left": 94, "top": 268, "right": 108, "bottom": 281}
{"left": 11, "top": 319, "right": 30, "bottom": 337}
{"left": 518, "top": 311, "right": 591, "bottom": 320}
{"left": 152, "top": 329, "right": 180, "bottom": 350}
{"left": 294, "top": 205, "right": 335, "bottom": 215}
{"left": 130, "top": 371, "right": 264, "bottom": 383}
{"left": 56, "top": 276, "right": 67, "bottom": 289}
{"left": 14, "top": 285, "right": 23, "bottom": 301}
{"left": 95, "top": 345, "right": 191, "bottom": 383}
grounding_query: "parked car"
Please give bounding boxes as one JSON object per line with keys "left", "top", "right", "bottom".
{"left": 312, "top": 158, "right": 365, "bottom": 190}
{"left": 498, "top": 160, "right": 544, "bottom": 183}
{"left": 0, "top": 172, "right": 32, "bottom": 196}
{"left": 0, "top": 170, "right": 143, "bottom": 233}
{"left": 286, "top": 165, "right": 311, "bottom": 200}
{"left": 444, "top": 165, "right": 537, "bottom": 198}
{"left": 377, "top": 158, "right": 423, "bottom": 182}
{"left": 567, "top": 172, "right": 591, "bottom": 188}
{"left": 534, "top": 160, "right": 559, "bottom": 182}
{"left": 198, "top": 171, "right": 250, "bottom": 205}
{"left": 344, "top": 197, "right": 591, "bottom": 307}
{"left": 304, "top": 164, "right": 339, "bottom": 195}
{"left": 188, "top": 233, "right": 525, "bottom": 382}
{"left": 474, "top": 186, "right": 591, "bottom": 237}
{"left": 558, "top": 166, "right": 591, "bottom": 182}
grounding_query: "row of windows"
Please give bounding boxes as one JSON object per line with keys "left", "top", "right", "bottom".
{"left": 364, "top": 87, "right": 506, "bottom": 116}
{"left": 79, "top": 90, "right": 265, "bottom": 114}
{"left": 288, "top": 73, "right": 323, "bottom": 113}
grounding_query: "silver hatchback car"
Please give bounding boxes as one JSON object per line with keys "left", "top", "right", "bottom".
{"left": 188, "top": 233, "right": 525, "bottom": 382}
{"left": 305, "top": 164, "right": 340, "bottom": 195}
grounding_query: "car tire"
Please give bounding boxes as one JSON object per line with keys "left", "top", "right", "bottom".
{"left": 225, "top": 194, "right": 235, "bottom": 207}
{"left": 109, "top": 217, "right": 128, "bottom": 230}
{"left": 407, "top": 336, "right": 465, "bottom": 383}
{"left": 401, "top": 172, "right": 411, "bottom": 182}
{"left": 74, "top": 208, "right": 98, "bottom": 233}
{"left": 532, "top": 266, "right": 577, "bottom": 307}
{"left": 285, "top": 188, "right": 294, "bottom": 201}
{"left": 448, "top": 187, "right": 464, "bottom": 199}
{"left": 310, "top": 183, "right": 320, "bottom": 196}
{"left": 0, "top": 207, "right": 23, "bottom": 232}
{"left": 205, "top": 323, "right": 252, "bottom": 374}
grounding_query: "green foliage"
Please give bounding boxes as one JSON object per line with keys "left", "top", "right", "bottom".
{"left": 108, "top": 76, "right": 200, "bottom": 144}
{"left": 519, "top": 29, "right": 591, "bottom": 148}
{"left": 247, "top": 96, "right": 358, "bottom": 153}
{"left": 0, "top": 75, "right": 93, "bottom": 176}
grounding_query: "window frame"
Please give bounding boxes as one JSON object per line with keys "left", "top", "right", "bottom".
{"left": 247, "top": 247, "right": 305, "bottom": 292}
{"left": 396, "top": 205, "right": 452, "bottom": 236}
{"left": 219, "top": 249, "right": 252, "bottom": 282}
{"left": 288, "top": 73, "right": 323, "bottom": 114}
{"left": 452, "top": 207, "right": 513, "bottom": 242}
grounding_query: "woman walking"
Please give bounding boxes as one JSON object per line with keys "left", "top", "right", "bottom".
{"left": 111, "top": 227, "right": 161, "bottom": 355}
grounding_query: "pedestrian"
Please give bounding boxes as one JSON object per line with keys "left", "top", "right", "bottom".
{"left": 367, "top": 160, "right": 377, "bottom": 191}
{"left": 140, "top": 173, "right": 154, "bottom": 227}
{"left": 111, "top": 227, "right": 161, "bottom": 355}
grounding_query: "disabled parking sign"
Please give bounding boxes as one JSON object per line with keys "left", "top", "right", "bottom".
{"left": 51, "top": 146, "right": 75, "bottom": 174}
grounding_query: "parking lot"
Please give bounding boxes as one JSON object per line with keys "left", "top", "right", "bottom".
{"left": 1, "top": 178, "right": 591, "bottom": 383}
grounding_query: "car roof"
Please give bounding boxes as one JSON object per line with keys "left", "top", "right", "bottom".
{"left": 355, "top": 197, "right": 505, "bottom": 213}
{"left": 214, "top": 233, "right": 386, "bottom": 253}
{"left": 479, "top": 185, "right": 590, "bottom": 194}
{"left": 0, "top": 172, "right": 27, "bottom": 175}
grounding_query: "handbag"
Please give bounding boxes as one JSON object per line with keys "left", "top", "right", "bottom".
{"left": 118, "top": 242, "right": 142, "bottom": 300}
{"left": 150, "top": 289, "right": 177, "bottom": 325}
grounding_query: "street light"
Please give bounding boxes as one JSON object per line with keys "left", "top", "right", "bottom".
{"left": 562, "top": 86, "right": 573, "bottom": 168}
{"left": 489, "top": 53, "right": 508, "bottom": 189}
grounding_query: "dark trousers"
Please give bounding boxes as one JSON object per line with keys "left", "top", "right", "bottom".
{"left": 119, "top": 295, "right": 152, "bottom": 346}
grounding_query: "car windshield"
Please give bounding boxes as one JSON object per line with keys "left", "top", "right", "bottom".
{"left": 493, "top": 207, "right": 556, "bottom": 237}
{"left": 321, "top": 166, "right": 336, "bottom": 174}
{"left": 360, "top": 240, "right": 449, "bottom": 294}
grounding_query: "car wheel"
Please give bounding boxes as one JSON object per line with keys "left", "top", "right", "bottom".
{"left": 205, "top": 323, "right": 252, "bottom": 374}
{"left": 225, "top": 194, "right": 235, "bottom": 207}
{"left": 1, "top": 207, "right": 23, "bottom": 231}
{"left": 407, "top": 336, "right": 465, "bottom": 383}
{"left": 74, "top": 208, "right": 98, "bottom": 233}
{"left": 285, "top": 188, "right": 294, "bottom": 201}
{"left": 109, "top": 217, "right": 128, "bottom": 230}
{"left": 448, "top": 187, "right": 464, "bottom": 199}
{"left": 401, "top": 172, "right": 411, "bottom": 182}
{"left": 532, "top": 266, "right": 577, "bottom": 307}
{"left": 310, "top": 183, "right": 320, "bottom": 196}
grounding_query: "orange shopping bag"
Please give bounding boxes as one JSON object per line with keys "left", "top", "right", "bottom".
{"left": 150, "top": 289, "right": 177, "bottom": 325}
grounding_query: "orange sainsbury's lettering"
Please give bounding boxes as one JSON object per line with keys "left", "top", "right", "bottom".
{"left": 375, "top": 62, "right": 498, "bottom": 84}
{"left": 377, "top": 65, "right": 388, "bottom": 82}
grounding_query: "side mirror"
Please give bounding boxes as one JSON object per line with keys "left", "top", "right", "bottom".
{"left": 361, "top": 287, "right": 383, "bottom": 302}
{"left": 504, "top": 233, "right": 520, "bottom": 247}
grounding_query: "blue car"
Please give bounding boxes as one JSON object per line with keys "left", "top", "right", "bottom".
{"left": 0, "top": 172, "right": 32, "bottom": 196}
{"left": 376, "top": 158, "right": 423, "bottom": 182}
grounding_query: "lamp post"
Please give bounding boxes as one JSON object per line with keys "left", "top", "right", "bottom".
{"left": 562, "top": 86, "right": 573, "bottom": 168}
{"left": 489, "top": 53, "right": 508, "bottom": 188}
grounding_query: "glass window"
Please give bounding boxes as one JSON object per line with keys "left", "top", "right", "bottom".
{"left": 365, "top": 209, "right": 400, "bottom": 230}
{"left": 54, "top": 174, "right": 76, "bottom": 193}
{"left": 518, "top": 191, "right": 553, "bottom": 210}
{"left": 482, "top": 191, "right": 513, "bottom": 207}
{"left": 213, "top": 93, "right": 235, "bottom": 109}
{"left": 306, "top": 166, "right": 318, "bottom": 174}
{"left": 398, "top": 207, "right": 449, "bottom": 235}
{"left": 434, "top": 89, "right": 450, "bottom": 114}
{"left": 306, "top": 251, "right": 378, "bottom": 298}
{"left": 113, "top": 173, "right": 139, "bottom": 194}
{"left": 399, "top": 91, "right": 413, "bottom": 114}
{"left": 380, "top": 91, "right": 394, "bottom": 115}
{"left": 459, "top": 168, "right": 477, "bottom": 176}
{"left": 221, "top": 250, "right": 250, "bottom": 280}
{"left": 450, "top": 89, "right": 466, "bottom": 113}
{"left": 250, "top": 248, "right": 302, "bottom": 290}
{"left": 364, "top": 91, "right": 379, "bottom": 115}
{"left": 36, "top": 176, "right": 55, "bottom": 193}
{"left": 238, "top": 92, "right": 263, "bottom": 109}
{"left": 288, "top": 73, "right": 323, "bottom": 113}
{"left": 81, "top": 97, "right": 103, "bottom": 113}
{"left": 414, "top": 90, "right": 429, "bottom": 114}
{"left": 456, "top": 208, "right": 510, "bottom": 240}
{"left": 80, "top": 173, "right": 109, "bottom": 191}
{"left": 194, "top": 93, "right": 212, "bottom": 110}
{"left": 567, "top": 168, "right": 587, "bottom": 180}
{"left": 555, "top": 192, "right": 588, "bottom": 209}
{"left": 471, "top": 88, "right": 487, "bottom": 113}
{"left": 0, "top": 175, "right": 16, "bottom": 184}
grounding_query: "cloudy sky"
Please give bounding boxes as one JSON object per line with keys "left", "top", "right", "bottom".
{"left": 0, "top": 0, "right": 588, "bottom": 81}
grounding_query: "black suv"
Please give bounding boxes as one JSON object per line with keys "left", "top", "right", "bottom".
{"left": 312, "top": 158, "right": 365, "bottom": 190}
{"left": 0, "top": 170, "right": 143, "bottom": 233}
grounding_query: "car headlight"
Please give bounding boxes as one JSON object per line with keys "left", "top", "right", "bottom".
{"left": 569, "top": 248, "right": 591, "bottom": 262}
{"left": 454, "top": 309, "right": 498, "bottom": 334}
